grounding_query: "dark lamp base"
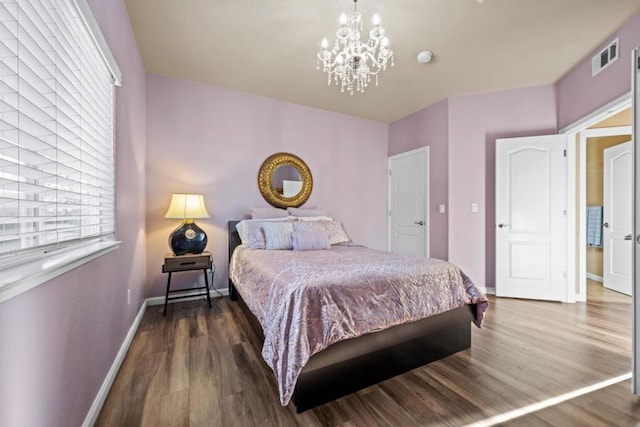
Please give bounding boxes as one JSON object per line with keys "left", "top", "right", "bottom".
{"left": 169, "top": 221, "right": 207, "bottom": 256}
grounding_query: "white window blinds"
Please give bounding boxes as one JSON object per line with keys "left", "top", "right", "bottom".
{"left": 0, "top": 0, "right": 115, "bottom": 257}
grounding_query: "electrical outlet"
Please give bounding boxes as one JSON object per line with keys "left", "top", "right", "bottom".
{"left": 127, "top": 289, "right": 131, "bottom": 305}
{"left": 439, "top": 204, "right": 445, "bottom": 214}
{"left": 471, "top": 203, "right": 479, "bottom": 213}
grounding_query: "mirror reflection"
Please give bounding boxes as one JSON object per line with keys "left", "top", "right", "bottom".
{"left": 271, "top": 165, "right": 302, "bottom": 197}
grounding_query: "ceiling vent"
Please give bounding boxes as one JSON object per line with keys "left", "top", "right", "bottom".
{"left": 592, "top": 37, "right": 619, "bottom": 77}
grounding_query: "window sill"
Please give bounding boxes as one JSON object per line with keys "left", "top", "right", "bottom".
{"left": 0, "top": 241, "right": 121, "bottom": 304}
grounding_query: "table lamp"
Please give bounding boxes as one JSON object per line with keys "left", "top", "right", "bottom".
{"left": 164, "top": 193, "right": 210, "bottom": 255}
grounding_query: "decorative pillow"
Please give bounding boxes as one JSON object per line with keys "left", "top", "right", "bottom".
{"left": 291, "top": 230, "right": 330, "bottom": 251}
{"left": 293, "top": 220, "right": 326, "bottom": 233}
{"left": 294, "top": 219, "right": 350, "bottom": 245}
{"left": 287, "top": 207, "right": 328, "bottom": 217}
{"left": 262, "top": 221, "right": 295, "bottom": 250}
{"left": 321, "top": 220, "right": 351, "bottom": 245}
{"left": 250, "top": 207, "right": 289, "bottom": 219}
{"left": 235, "top": 216, "right": 295, "bottom": 249}
{"left": 238, "top": 221, "right": 267, "bottom": 249}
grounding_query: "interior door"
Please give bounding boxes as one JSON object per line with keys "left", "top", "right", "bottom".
{"left": 603, "top": 141, "right": 633, "bottom": 295}
{"left": 496, "top": 135, "right": 567, "bottom": 301}
{"left": 388, "top": 147, "right": 429, "bottom": 257}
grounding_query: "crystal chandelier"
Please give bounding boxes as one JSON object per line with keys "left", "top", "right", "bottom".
{"left": 316, "top": 0, "right": 394, "bottom": 95}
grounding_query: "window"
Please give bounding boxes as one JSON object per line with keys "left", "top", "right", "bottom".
{"left": 0, "top": 0, "right": 122, "bottom": 302}
{"left": 0, "top": 0, "right": 117, "bottom": 258}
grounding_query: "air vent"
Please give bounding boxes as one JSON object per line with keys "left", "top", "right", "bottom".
{"left": 592, "top": 37, "right": 619, "bottom": 77}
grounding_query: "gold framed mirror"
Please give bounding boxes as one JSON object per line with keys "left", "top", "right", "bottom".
{"left": 258, "top": 152, "right": 313, "bottom": 208}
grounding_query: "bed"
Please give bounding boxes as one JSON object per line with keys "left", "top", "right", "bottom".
{"left": 227, "top": 220, "right": 488, "bottom": 412}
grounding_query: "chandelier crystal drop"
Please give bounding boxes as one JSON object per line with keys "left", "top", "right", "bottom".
{"left": 316, "top": 0, "right": 394, "bottom": 95}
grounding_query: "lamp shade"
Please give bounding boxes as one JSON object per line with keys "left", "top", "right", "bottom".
{"left": 164, "top": 194, "right": 210, "bottom": 219}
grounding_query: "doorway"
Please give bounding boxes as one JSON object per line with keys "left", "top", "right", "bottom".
{"left": 562, "top": 94, "right": 632, "bottom": 303}
{"left": 577, "top": 112, "right": 632, "bottom": 301}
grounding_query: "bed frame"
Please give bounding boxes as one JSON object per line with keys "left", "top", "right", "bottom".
{"left": 227, "top": 221, "right": 477, "bottom": 412}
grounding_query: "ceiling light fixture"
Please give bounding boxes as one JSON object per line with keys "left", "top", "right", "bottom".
{"left": 316, "top": 0, "right": 394, "bottom": 95}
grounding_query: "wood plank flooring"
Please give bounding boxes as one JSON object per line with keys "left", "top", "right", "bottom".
{"left": 96, "top": 282, "right": 635, "bottom": 426}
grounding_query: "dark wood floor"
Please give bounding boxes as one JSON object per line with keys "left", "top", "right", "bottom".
{"left": 96, "top": 282, "right": 636, "bottom": 426}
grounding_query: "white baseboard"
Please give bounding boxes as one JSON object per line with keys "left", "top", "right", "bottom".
{"left": 482, "top": 286, "right": 496, "bottom": 295}
{"left": 83, "top": 287, "right": 229, "bottom": 425}
{"left": 82, "top": 298, "right": 148, "bottom": 427}
{"left": 586, "top": 273, "right": 603, "bottom": 283}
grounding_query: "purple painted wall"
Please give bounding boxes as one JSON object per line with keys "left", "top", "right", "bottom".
{"left": 388, "top": 86, "right": 557, "bottom": 287}
{"left": 388, "top": 99, "right": 449, "bottom": 260}
{"left": 145, "top": 74, "right": 389, "bottom": 297}
{"left": 388, "top": 14, "right": 640, "bottom": 289}
{"left": 448, "top": 85, "right": 557, "bottom": 288}
{"left": 557, "top": 13, "right": 640, "bottom": 130}
{"left": 0, "top": 1, "right": 146, "bottom": 426}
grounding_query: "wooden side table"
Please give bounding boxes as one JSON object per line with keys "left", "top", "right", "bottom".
{"left": 162, "top": 252, "right": 213, "bottom": 315}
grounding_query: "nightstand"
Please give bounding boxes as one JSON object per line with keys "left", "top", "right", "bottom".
{"left": 162, "top": 252, "right": 213, "bottom": 315}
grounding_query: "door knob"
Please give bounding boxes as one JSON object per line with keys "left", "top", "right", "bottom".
{"left": 603, "top": 222, "right": 609, "bottom": 228}
{"left": 414, "top": 221, "right": 424, "bottom": 226}
{"left": 624, "top": 234, "right": 633, "bottom": 240}
{"left": 498, "top": 223, "right": 509, "bottom": 228}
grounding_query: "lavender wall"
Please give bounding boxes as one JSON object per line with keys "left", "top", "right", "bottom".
{"left": 388, "top": 99, "right": 449, "bottom": 260}
{"left": 557, "top": 13, "right": 640, "bottom": 130}
{"left": 0, "top": 1, "right": 146, "bottom": 426}
{"left": 388, "top": 86, "right": 557, "bottom": 287}
{"left": 448, "top": 85, "right": 557, "bottom": 288}
{"left": 145, "top": 74, "right": 388, "bottom": 297}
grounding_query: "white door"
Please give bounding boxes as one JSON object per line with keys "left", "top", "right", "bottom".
{"left": 388, "top": 147, "right": 429, "bottom": 257}
{"left": 496, "top": 135, "right": 567, "bottom": 301}
{"left": 604, "top": 141, "right": 633, "bottom": 295}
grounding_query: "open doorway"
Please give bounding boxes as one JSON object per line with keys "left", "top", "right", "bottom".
{"left": 582, "top": 110, "right": 632, "bottom": 300}
{"left": 563, "top": 94, "right": 632, "bottom": 303}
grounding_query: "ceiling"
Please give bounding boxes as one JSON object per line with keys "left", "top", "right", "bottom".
{"left": 124, "top": 0, "right": 640, "bottom": 123}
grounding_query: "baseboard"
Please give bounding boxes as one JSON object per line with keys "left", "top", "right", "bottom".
{"left": 83, "top": 287, "right": 229, "bottom": 425}
{"left": 586, "top": 273, "right": 603, "bottom": 283}
{"left": 477, "top": 286, "right": 495, "bottom": 295}
{"left": 82, "top": 298, "right": 148, "bottom": 427}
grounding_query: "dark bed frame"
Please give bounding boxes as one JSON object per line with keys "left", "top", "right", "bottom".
{"left": 227, "top": 221, "right": 477, "bottom": 412}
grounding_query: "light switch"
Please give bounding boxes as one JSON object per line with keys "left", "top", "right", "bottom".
{"left": 471, "top": 203, "right": 479, "bottom": 213}
{"left": 439, "top": 204, "right": 445, "bottom": 214}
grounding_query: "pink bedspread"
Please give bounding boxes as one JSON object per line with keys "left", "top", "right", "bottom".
{"left": 229, "top": 245, "right": 488, "bottom": 406}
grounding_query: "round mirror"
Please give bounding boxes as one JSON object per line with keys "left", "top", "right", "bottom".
{"left": 258, "top": 152, "right": 312, "bottom": 208}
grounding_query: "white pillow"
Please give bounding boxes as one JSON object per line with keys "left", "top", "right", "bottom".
{"left": 262, "top": 221, "right": 295, "bottom": 250}
{"left": 250, "top": 207, "right": 289, "bottom": 219}
{"left": 287, "top": 207, "right": 328, "bottom": 217}
{"left": 296, "top": 216, "right": 334, "bottom": 222}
